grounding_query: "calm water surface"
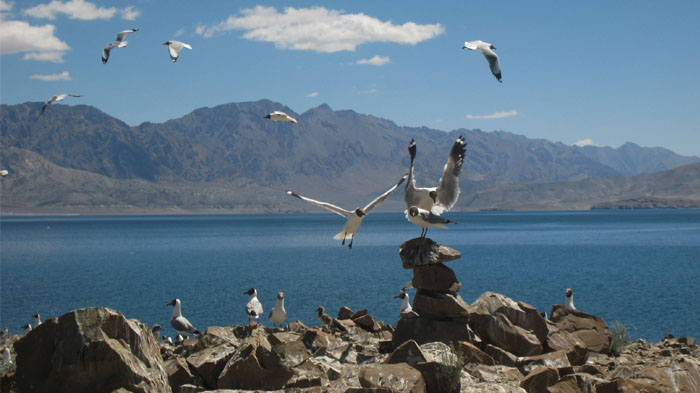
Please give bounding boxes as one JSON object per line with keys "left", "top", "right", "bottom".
{"left": 1, "top": 210, "right": 698, "bottom": 342}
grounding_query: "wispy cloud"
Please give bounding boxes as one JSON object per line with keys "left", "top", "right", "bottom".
{"left": 30, "top": 70, "right": 70, "bottom": 80}
{"left": 574, "top": 138, "right": 597, "bottom": 147}
{"left": 305, "top": 91, "right": 319, "bottom": 98}
{"left": 0, "top": 18, "right": 70, "bottom": 62}
{"left": 358, "top": 88, "right": 377, "bottom": 95}
{"left": 174, "top": 28, "right": 185, "bottom": 38}
{"left": 23, "top": 0, "right": 139, "bottom": 21}
{"left": 466, "top": 110, "right": 518, "bottom": 120}
{"left": 196, "top": 6, "right": 444, "bottom": 53}
{"left": 0, "top": 0, "right": 12, "bottom": 13}
{"left": 357, "top": 55, "right": 390, "bottom": 66}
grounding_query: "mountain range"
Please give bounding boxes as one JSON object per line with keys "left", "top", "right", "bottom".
{"left": 1, "top": 99, "right": 698, "bottom": 214}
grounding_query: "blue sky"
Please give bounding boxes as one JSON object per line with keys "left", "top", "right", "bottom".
{"left": 2, "top": 1, "right": 699, "bottom": 155}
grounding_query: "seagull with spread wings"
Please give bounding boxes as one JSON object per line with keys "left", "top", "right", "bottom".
{"left": 462, "top": 40, "right": 502, "bottom": 82}
{"left": 102, "top": 28, "right": 138, "bottom": 64}
{"left": 405, "top": 136, "right": 466, "bottom": 215}
{"left": 38, "top": 94, "right": 82, "bottom": 118}
{"left": 286, "top": 174, "right": 407, "bottom": 249}
{"left": 163, "top": 40, "right": 192, "bottom": 62}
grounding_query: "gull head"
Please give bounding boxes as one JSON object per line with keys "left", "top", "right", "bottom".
{"left": 264, "top": 114, "right": 271, "bottom": 119}
{"left": 244, "top": 288, "right": 257, "bottom": 296}
{"left": 21, "top": 323, "right": 31, "bottom": 331}
{"left": 429, "top": 191, "right": 438, "bottom": 203}
{"left": 408, "top": 206, "right": 419, "bottom": 217}
{"left": 162, "top": 41, "right": 170, "bottom": 46}
{"left": 393, "top": 291, "right": 407, "bottom": 299}
{"left": 166, "top": 298, "right": 180, "bottom": 307}
{"left": 33, "top": 313, "right": 40, "bottom": 319}
{"left": 490, "top": 44, "right": 496, "bottom": 50}
{"left": 152, "top": 324, "right": 163, "bottom": 333}
{"left": 566, "top": 288, "right": 573, "bottom": 298}
{"left": 316, "top": 306, "right": 325, "bottom": 315}
{"left": 277, "top": 292, "right": 284, "bottom": 300}
{"left": 355, "top": 208, "right": 366, "bottom": 217}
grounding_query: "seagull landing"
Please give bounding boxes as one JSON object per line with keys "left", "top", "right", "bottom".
{"left": 405, "top": 136, "right": 466, "bottom": 215}
{"left": 163, "top": 40, "right": 192, "bottom": 62}
{"left": 167, "top": 298, "right": 201, "bottom": 338}
{"left": 102, "top": 28, "right": 138, "bottom": 64}
{"left": 286, "top": 174, "right": 407, "bottom": 249}
{"left": 244, "top": 288, "right": 263, "bottom": 325}
{"left": 268, "top": 292, "right": 287, "bottom": 328}
{"left": 264, "top": 111, "right": 297, "bottom": 123}
{"left": 462, "top": 40, "right": 502, "bottom": 82}
{"left": 38, "top": 94, "right": 82, "bottom": 118}
{"left": 405, "top": 206, "right": 455, "bottom": 238}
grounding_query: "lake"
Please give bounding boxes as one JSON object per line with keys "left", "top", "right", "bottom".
{"left": 1, "top": 210, "right": 698, "bottom": 342}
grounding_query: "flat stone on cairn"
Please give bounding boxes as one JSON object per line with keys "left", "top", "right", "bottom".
{"left": 394, "top": 237, "right": 470, "bottom": 347}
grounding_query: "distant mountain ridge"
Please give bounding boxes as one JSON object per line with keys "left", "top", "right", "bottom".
{"left": 1, "top": 99, "right": 699, "bottom": 213}
{"left": 573, "top": 142, "right": 700, "bottom": 176}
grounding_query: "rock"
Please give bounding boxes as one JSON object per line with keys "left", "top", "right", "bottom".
{"left": 285, "top": 375, "right": 323, "bottom": 389}
{"left": 412, "top": 290, "right": 470, "bottom": 319}
{"left": 353, "top": 314, "right": 377, "bottom": 332}
{"left": 287, "top": 320, "right": 309, "bottom": 333}
{"left": 338, "top": 307, "right": 355, "bottom": 320}
{"left": 470, "top": 292, "right": 549, "bottom": 346}
{"left": 545, "top": 376, "right": 582, "bottom": 393}
{"left": 216, "top": 342, "right": 294, "bottom": 390}
{"left": 384, "top": 340, "right": 428, "bottom": 367}
{"left": 186, "top": 344, "right": 236, "bottom": 389}
{"left": 392, "top": 317, "right": 471, "bottom": 347}
{"left": 13, "top": 307, "right": 170, "bottom": 393}
{"left": 473, "top": 312, "right": 543, "bottom": 356}
{"left": 193, "top": 326, "right": 239, "bottom": 352}
{"left": 484, "top": 344, "right": 518, "bottom": 367}
{"left": 164, "top": 357, "right": 199, "bottom": 392}
{"left": 549, "top": 305, "right": 612, "bottom": 354}
{"left": 271, "top": 335, "right": 311, "bottom": 368}
{"left": 455, "top": 341, "right": 494, "bottom": 366}
{"left": 464, "top": 364, "right": 523, "bottom": 384}
{"left": 414, "top": 342, "right": 464, "bottom": 393}
{"left": 516, "top": 350, "right": 571, "bottom": 375}
{"left": 411, "top": 264, "right": 461, "bottom": 293}
{"left": 359, "top": 363, "right": 426, "bottom": 393}
{"left": 545, "top": 322, "right": 589, "bottom": 366}
{"left": 399, "top": 238, "right": 461, "bottom": 269}
{"left": 679, "top": 337, "right": 697, "bottom": 346}
{"left": 519, "top": 366, "right": 559, "bottom": 393}
{"left": 303, "top": 328, "right": 346, "bottom": 359}
{"left": 177, "top": 385, "right": 205, "bottom": 393}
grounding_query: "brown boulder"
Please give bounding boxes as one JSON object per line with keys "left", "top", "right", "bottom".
{"left": 217, "top": 341, "right": 294, "bottom": 389}
{"left": 516, "top": 350, "right": 571, "bottom": 375}
{"left": 338, "top": 306, "right": 355, "bottom": 320}
{"left": 484, "top": 344, "right": 518, "bottom": 367}
{"left": 164, "top": 358, "right": 198, "bottom": 392}
{"left": 186, "top": 344, "right": 236, "bottom": 388}
{"left": 399, "top": 238, "right": 461, "bottom": 269}
{"left": 13, "top": 307, "right": 170, "bottom": 393}
{"left": 384, "top": 339, "right": 428, "bottom": 366}
{"left": 546, "top": 376, "right": 582, "bottom": 393}
{"left": 549, "top": 305, "right": 611, "bottom": 354}
{"left": 412, "top": 290, "right": 470, "bottom": 319}
{"left": 392, "top": 317, "right": 471, "bottom": 347}
{"left": 353, "top": 314, "right": 377, "bottom": 331}
{"left": 546, "top": 321, "right": 589, "bottom": 365}
{"left": 359, "top": 363, "right": 426, "bottom": 393}
{"left": 455, "top": 341, "right": 494, "bottom": 365}
{"left": 473, "top": 312, "right": 543, "bottom": 356}
{"left": 412, "top": 264, "right": 461, "bottom": 293}
{"left": 470, "top": 292, "right": 548, "bottom": 345}
{"left": 520, "top": 366, "right": 559, "bottom": 393}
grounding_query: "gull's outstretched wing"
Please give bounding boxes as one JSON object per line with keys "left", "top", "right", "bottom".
{"left": 434, "top": 136, "right": 466, "bottom": 214}
{"left": 286, "top": 190, "right": 352, "bottom": 218}
{"left": 363, "top": 174, "right": 407, "bottom": 214}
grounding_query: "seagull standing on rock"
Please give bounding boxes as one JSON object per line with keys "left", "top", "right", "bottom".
{"left": 151, "top": 324, "right": 163, "bottom": 341}
{"left": 245, "top": 288, "right": 263, "bottom": 324}
{"left": 166, "top": 298, "right": 201, "bottom": 338}
{"left": 163, "top": 40, "right": 192, "bottom": 62}
{"left": 316, "top": 306, "right": 334, "bottom": 332}
{"left": 565, "top": 288, "right": 576, "bottom": 310}
{"left": 102, "top": 28, "right": 138, "bottom": 64}
{"left": 286, "top": 174, "right": 407, "bottom": 249}
{"left": 264, "top": 111, "right": 297, "bottom": 123}
{"left": 38, "top": 94, "right": 81, "bottom": 118}
{"left": 268, "top": 292, "right": 287, "bottom": 328}
{"left": 33, "top": 313, "right": 41, "bottom": 327}
{"left": 394, "top": 291, "right": 418, "bottom": 317}
{"left": 462, "top": 40, "right": 502, "bottom": 82}
{"left": 2, "top": 347, "right": 11, "bottom": 364}
{"left": 405, "top": 137, "right": 466, "bottom": 215}
{"left": 405, "top": 206, "right": 456, "bottom": 238}
{"left": 21, "top": 323, "right": 31, "bottom": 333}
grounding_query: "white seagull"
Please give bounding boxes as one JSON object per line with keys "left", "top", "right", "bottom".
{"left": 2, "top": 347, "right": 11, "bottom": 364}
{"left": 264, "top": 111, "right": 298, "bottom": 123}
{"left": 163, "top": 40, "right": 192, "bottom": 62}
{"left": 0, "top": 170, "right": 8, "bottom": 177}
{"left": 33, "top": 313, "right": 41, "bottom": 327}
{"left": 565, "top": 288, "right": 576, "bottom": 310}
{"left": 462, "top": 40, "right": 502, "bottom": 82}
{"left": 405, "top": 206, "right": 456, "bottom": 238}
{"left": 166, "top": 298, "right": 201, "bottom": 337}
{"left": 244, "top": 288, "right": 263, "bottom": 324}
{"left": 405, "top": 136, "right": 466, "bottom": 215}
{"left": 38, "top": 94, "right": 82, "bottom": 118}
{"left": 394, "top": 291, "right": 418, "bottom": 318}
{"left": 1, "top": 327, "right": 8, "bottom": 337}
{"left": 102, "top": 28, "right": 138, "bottom": 64}
{"left": 21, "top": 323, "right": 32, "bottom": 333}
{"left": 268, "top": 291, "right": 287, "bottom": 328}
{"left": 286, "top": 174, "right": 407, "bottom": 249}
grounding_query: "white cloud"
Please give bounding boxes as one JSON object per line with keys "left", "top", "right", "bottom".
{"left": 23, "top": 0, "right": 139, "bottom": 21}
{"left": 30, "top": 70, "right": 71, "bottom": 80}
{"left": 466, "top": 110, "right": 518, "bottom": 120}
{"left": 0, "top": 0, "right": 13, "bottom": 13}
{"left": 0, "top": 19, "right": 70, "bottom": 62}
{"left": 174, "top": 28, "right": 185, "bottom": 38}
{"left": 574, "top": 138, "right": 597, "bottom": 147}
{"left": 195, "top": 25, "right": 205, "bottom": 36}
{"left": 306, "top": 91, "right": 319, "bottom": 98}
{"left": 357, "top": 55, "right": 390, "bottom": 66}
{"left": 197, "top": 6, "right": 444, "bottom": 53}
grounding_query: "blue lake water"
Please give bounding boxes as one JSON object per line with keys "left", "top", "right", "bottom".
{"left": 1, "top": 210, "right": 699, "bottom": 342}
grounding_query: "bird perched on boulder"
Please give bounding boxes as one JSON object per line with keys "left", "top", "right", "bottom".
{"left": 2, "top": 347, "right": 11, "bottom": 364}
{"left": 565, "top": 288, "right": 576, "bottom": 310}
{"left": 167, "top": 298, "right": 201, "bottom": 338}
{"left": 245, "top": 288, "right": 263, "bottom": 324}
{"left": 394, "top": 290, "right": 419, "bottom": 318}
{"left": 33, "top": 313, "right": 41, "bottom": 326}
{"left": 21, "top": 323, "right": 31, "bottom": 333}
{"left": 405, "top": 206, "right": 456, "bottom": 238}
{"left": 268, "top": 291, "right": 287, "bottom": 328}
{"left": 151, "top": 324, "right": 163, "bottom": 340}
{"left": 316, "top": 306, "right": 334, "bottom": 332}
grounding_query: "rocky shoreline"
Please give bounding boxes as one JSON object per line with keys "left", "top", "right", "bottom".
{"left": 1, "top": 239, "right": 698, "bottom": 393}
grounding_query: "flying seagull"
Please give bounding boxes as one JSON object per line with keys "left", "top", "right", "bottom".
{"left": 462, "top": 40, "right": 502, "bottom": 82}
{"left": 163, "top": 40, "right": 192, "bottom": 62}
{"left": 405, "top": 206, "right": 456, "bottom": 238}
{"left": 166, "top": 298, "right": 201, "bottom": 337}
{"left": 264, "top": 111, "right": 297, "bottom": 123}
{"left": 286, "top": 174, "right": 407, "bottom": 249}
{"left": 38, "top": 94, "right": 82, "bottom": 118}
{"left": 102, "top": 28, "right": 138, "bottom": 64}
{"left": 268, "top": 291, "right": 287, "bottom": 328}
{"left": 565, "top": 288, "right": 576, "bottom": 310}
{"left": 0, "top": 170, "right": 8, "bottom": 177}
{"left": 244, "top": 288, "right": 263, "bottom": 324}
{"left": 405, "top": 136, "right": 466, "bottom": 215}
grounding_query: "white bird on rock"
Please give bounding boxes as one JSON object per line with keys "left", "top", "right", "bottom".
{"left": 102, "top": 28, "right": 138, "bottom": 64}
{"left": 163, "top": 40, "right": 192, "bottom": 62}
{"left": 405, "top": 206, "right": 456, "bottom": 238}
{"left": 38, "top": 94, "right": 81, "bottom": 118}
{"left": 287, "top": 174, "right": 407, "bottom": 249}
{"left": 264, "top": 111, "right": 297, "bottom": 123}
{"left": 405, "top": 137, "right": 466, "bottom": 216}
{"left": 394, "top": 291, "right": 418, "bottom": 318}
{"left": 33, "top": 313, "right": 41, "bottom": 327}
{"left": 2, "top": 347, "right": 11, "bottom": 364}
{"left": 21, "top": 323, "right": 31, "bottom": 333}
{"left": 462, "top": 40, "right": 502, "bottom": 82}
{"left": 245, "top": 288, "right": 263, "bottom": 324}
{"left": 167, "top": 298, "right": 201, "bottom": 337}
{"left": 0, "top": 170, "right": 7, "bottom": 178}
{"left": 565, "top": 288, "right": 576, "bottom": 310}
{"left": 268, "top": 291, "right": 287, "bottom": 328}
